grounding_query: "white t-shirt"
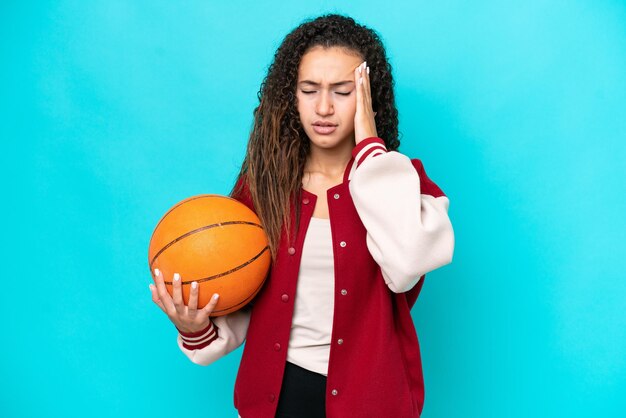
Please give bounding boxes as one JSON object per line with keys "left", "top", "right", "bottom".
{"left": 286, "top": 216, "right": 334, "bottom": 376}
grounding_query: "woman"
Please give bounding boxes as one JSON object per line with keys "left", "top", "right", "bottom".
{"left": 149, "top": 14, "right": 454, "bottom": 418}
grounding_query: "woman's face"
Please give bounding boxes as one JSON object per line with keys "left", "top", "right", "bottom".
{"left": 296, "top": 46, "right": 363, "bottom": 150}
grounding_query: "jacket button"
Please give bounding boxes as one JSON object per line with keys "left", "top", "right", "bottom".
{"left": 333, "top": 193, "right": 340, "bottom": 200}
{"left": 303, "top": 198, "right": 310, "bottom": 205}
{"left": 268, "top": 393, "right": 275, "bottom": 402}
{"left": 341, "top": 289, "right": 348, "bottom": 296}
{"left": 274, "top": 343, "right": 281, "bottom": 351}
{"left": 337, "top": 338, "right": 344, "bottom": 345}
{"left": 340, "top": 241, "right": 347, "bottom": 248}
{"left": 288, "top": 247, "right": 296, "bottom": 255}
{"left": 281, "top": 294, "right": 289, "bottom": 302}
{"left": 331, "top": 389, "right": 338, "bottom": 396}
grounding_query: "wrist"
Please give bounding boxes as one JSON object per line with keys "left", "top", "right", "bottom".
{"left": 177, "top": 321, "right": 219, "bottom": 350}
{"left": 176, "top": 320, "right": 213, "bottom": 337}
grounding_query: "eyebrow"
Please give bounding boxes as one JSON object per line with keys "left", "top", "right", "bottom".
{"left": 298, "top": 80, "right": 354, "bottom": 87}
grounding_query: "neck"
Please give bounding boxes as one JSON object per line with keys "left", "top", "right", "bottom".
{"left": 305, "top": 140, "right": 354, "bottom": 178}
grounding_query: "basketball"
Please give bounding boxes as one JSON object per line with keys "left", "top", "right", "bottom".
{"left": 148, "top": 194, "right": 271, "bottom": 316}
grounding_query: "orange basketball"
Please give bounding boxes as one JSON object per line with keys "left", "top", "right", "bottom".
{"left": 148, "top": 194, "right": 270, "bottom": 316}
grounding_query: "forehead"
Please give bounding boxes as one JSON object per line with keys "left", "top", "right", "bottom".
{"left": 297, "top": 46, "right": 363, "bottom": 81}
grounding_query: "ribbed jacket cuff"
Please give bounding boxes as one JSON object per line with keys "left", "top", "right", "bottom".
{"left": 176, "top": 321, "right": 219, "bottom": 350}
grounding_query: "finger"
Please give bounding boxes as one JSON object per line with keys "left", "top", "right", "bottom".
{"left": 361, "top": 62, "right": 370, "bottom": 109}
{"left": 354, "top": 62, "right": 362, "bottom": 111}
{"left": 153, "top": 268, "right": 176, "bottom": 314}
{"left": 358, "top": 61, "right": 366, "bottom": 91}
{"left": 188, "top": 281, "right": 199, "bottom": 312}
{"left": 364, "top": 63, "right": 372, "bottom": 108}
{"left": 172, "top": 272, "right": 184, "bottom": 313}
{"left": 200, "top": 293, "right": 220, "bottom": 318}
{"left": 149, "top": 283, "right": 166, "bottom": 313}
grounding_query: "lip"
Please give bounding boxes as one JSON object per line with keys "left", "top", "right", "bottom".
{"left": 312, "top": 125, "right": 337, "bottom": 135}
{"left": 312, "top": 121, "right": 338, "bottom": 135}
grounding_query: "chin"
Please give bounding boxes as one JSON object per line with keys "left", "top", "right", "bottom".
{"left": 311, "top": 135, "right": 340, "bottom": 146}
{"left": 307, "top": 132, "right": 353, "bottom": 149}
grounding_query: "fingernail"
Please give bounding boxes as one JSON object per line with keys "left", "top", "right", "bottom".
{"left": 192, "top": 282, "right": 197, "bottom": 289}
{"left": 213, "top": 294, "right": 220, "bottom": 301}
{"left": 364, "top": 61, "right": 367, "bottom": 67}
{"left": 359, "top": 77, "right": 363, "bottom": 85}
{"left": 358, "top": 66, "right": 362, "bottom": 74}
{"left": 367, "top": 66, "right": 370, "bottom": 75}
{"left": 154, "top": 268, "right": 160, "bottom": 276}
{"left": 174, "top": 273, "right": 180, "bottom": 281}
{"left": 148, "top": 284, "right": 154, "bottom": 291}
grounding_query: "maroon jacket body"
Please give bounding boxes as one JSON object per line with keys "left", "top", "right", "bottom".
{"left": 231, "top": 143, "right": 446, "bottom": 418}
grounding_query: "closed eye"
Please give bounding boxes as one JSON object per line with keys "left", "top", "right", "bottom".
{"left": 300, "top": 91, "right": 353, "bottom": 95}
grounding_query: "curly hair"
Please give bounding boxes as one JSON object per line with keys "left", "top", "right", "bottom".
{"left": 232, "top": 13, "right": 400, "bottom": 261}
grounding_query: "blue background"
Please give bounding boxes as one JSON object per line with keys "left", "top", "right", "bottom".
{"left": 2, "top": 1, "right": 625, "bottom": 417}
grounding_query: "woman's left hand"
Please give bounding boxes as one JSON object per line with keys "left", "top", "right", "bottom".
{"left": 354, "top": 61, "right": 378, "bottom": 145}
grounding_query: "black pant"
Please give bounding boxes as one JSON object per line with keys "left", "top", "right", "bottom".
{"left": 275, "top": 362, "right": 327, "bottom": 418}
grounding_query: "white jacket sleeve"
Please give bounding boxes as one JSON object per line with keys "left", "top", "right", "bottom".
{"left": 176, "top": 307, "right": 251, "bottom": 366}
{"left": 348, "top": 137, "right": 455, "bottom": 293}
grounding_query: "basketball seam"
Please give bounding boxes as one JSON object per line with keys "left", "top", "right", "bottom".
{"left": 149, "top": 220, "right": 264, "bottom": 268}
{"left": 161, "top": 245, "right": 269, "bottom": 285}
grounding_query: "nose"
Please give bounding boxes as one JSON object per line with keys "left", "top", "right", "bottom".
{"left": 315, "top": 91, "right": 334, "bottom": 116}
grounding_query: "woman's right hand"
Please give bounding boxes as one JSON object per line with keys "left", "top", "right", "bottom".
{"left": 149, "top": 268, "right": 220, "bottom": 334}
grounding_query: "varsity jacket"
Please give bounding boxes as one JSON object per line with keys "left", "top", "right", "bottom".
{"left": 176, "top": 137, "right": 455, "bottom": 417}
